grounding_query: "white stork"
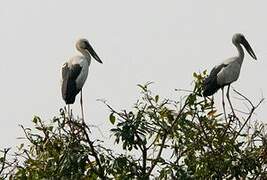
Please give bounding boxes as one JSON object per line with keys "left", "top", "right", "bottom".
{"left": 203, "top": 33, "right": 257, "bottom": 117}
{"left": 61, "top": 38, "right": 102, "bottom": 119}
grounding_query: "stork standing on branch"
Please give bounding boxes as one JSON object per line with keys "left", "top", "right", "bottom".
{"left": 203, "top": 33, "right": 257, "bottom": 118}
{"left": 61, "top": 39, "right": 103, "bottom": 120}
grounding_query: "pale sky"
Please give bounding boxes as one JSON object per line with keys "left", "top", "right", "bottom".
{"left": 0, "top": 1, "right": 267, "bottom": 149}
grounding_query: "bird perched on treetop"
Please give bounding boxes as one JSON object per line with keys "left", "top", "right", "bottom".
{"left": 203, "top": 33, "right": 257, "bottom": 116}
{"left": 61, "top": 38, "right": 103, "bottom": 118}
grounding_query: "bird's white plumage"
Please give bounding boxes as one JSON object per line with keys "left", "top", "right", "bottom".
{"left": 68, "top": 55, "right": 91, "bottom": 90}
{"left": 74, "top": 56, "right": 90, "bottom": 90}
{"left": 60, "top": 62, "right": 68, "bottom": 84}
{"left": 61, "top": 38, "right": 102, "bottom": 104}
{"left": 203, "top": 33, "right": 257, "bottom": 97}
{"left": 216, "top": 57, "right": 242, "bottom": 86}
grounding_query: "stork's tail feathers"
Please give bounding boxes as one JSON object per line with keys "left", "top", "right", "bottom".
{"left": 61, "top": 79, "right": 79, "bottom": 104}
{"left": 63, "top": 93, "right": 77, "bottom": 104}
{"left": 202, "top": 76, "right": 221, "bottom": 97}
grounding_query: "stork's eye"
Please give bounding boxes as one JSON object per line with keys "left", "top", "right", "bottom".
{"left": 80, "top": 41, "right": 87, "bottom": 49}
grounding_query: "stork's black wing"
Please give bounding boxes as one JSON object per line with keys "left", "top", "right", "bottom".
{"left": 61, "top": 63, "right": 82, "bottom": 104}
{"left": 203, "top": 63, "right": 228, "bottom": 96}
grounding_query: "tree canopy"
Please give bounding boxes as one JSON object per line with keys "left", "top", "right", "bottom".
{"left": 0, "top": 71, "right": 266, "bottom": 179}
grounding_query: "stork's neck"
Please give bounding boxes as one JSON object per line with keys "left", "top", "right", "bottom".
{"left": 234, "top": 43, "right": 244, "bottom": 64}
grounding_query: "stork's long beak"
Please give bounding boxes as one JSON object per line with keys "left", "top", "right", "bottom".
{"left": 86, "top": 43, "right": 103, "bottom": 64}
{"left": 241, "top": 37, "right": 257, "bottom": 60}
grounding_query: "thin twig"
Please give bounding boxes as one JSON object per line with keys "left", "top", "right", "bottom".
{"left": 135, "top": 134, "right": 147, "bottom": 175}
{"left": 80, "top": 122, "right": 106, "bottom": 179}
{"left": 232, "top": 89, "right": 254, "bottom": 107}
{"left": 0, "top": 148, "right": 10, "bottom": 175}
{"left": 147, "top": 134, "right": 167, "bottom": 175}
{"left": 147, "top": 95, "right": 191, "bottom": 175}
{"left": 232, "top": 89, "right": 264, "bottom": 141}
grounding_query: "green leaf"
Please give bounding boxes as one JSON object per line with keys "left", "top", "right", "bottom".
{"left": 32, "top": 116, "right": 38, "bottom": 124}
{"left": 48, "top": 126, "right": 53, "bottom": 131}
{"left": 109, "top": 113, "right": 116, "bottom": 125}
{"left": 32, "top": 116, "right": 41, "bottom": 124}
{"left": 155, "top": 95, "right": 159, "bottom": 103}
{"left": 18, "top": 143, "right": 24, "bottom": 151}
{"left": 137, "top": 84, "right": 146, "bottom": 91}
{"left": 35, "top": 127, "right": 43, "bottom": 131}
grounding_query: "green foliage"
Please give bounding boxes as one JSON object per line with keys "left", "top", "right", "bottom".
{"left": 0, "top": 71, "right": 266, "bottom": 179}
{"left": 14, "top": 114, "right": 100, "bottom": 179}
{"left": 109, "top": 113, "right": 116, "bottom": 125}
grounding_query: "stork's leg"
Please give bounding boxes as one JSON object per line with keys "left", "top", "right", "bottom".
{"left": 67, "top": 104, "right": 75, "bottom": 133}
{"left": 80, "top": 89, "right": 85, "bottom": 122}
{"left": 67, "top": 104, "right": 70, "bottom": 119}
{"left": 80, "top": 89, "right": 91, "bottom": 133}
{"left": 226, "top": 85, "right": 236, "bottom": 118}
{"left": 221, "top": 87, "right": 227, "bottom": 121}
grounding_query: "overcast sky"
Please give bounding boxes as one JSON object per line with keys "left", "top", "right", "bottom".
{"left": 0, "top": 1, "right": 267, "bottom": 149}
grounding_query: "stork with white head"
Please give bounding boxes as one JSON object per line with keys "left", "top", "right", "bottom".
{"left": 203, "top": 33, "right": 257, "bottom": 117}
{"left": 61, "top": 38, "right": 102, "bottom": 119}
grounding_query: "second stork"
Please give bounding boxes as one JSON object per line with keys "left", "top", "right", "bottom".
{"left": 203, "top": 33, "right": 257, "bottom": 116}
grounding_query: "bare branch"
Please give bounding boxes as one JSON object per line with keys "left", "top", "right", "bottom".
{"left": 0, "top": 148, "right": 11, "bottom": 175}
{"left": 232, "top": 89, "right": 265, "bottom": 141}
